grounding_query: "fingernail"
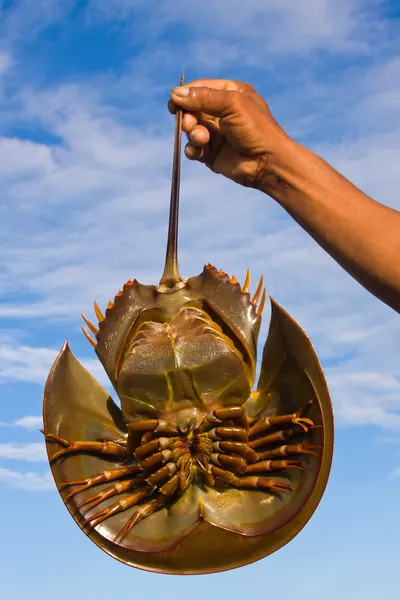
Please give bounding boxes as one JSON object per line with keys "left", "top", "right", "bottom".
{"left": 172, "top": 86, "right": 190, "bottom": 97}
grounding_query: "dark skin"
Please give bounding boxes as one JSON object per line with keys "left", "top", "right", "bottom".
{"left": 169, "top": 79, "right": 400, "bottom": 314}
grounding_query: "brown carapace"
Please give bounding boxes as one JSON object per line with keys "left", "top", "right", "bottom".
{"left": 42, "top": 76, "right": 334, "bottom": 574}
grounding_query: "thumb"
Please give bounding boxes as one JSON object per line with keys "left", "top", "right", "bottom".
{"left": 170, "top": 85, "right": 240, "bottom": 119}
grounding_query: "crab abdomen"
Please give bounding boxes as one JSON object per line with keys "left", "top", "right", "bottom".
{"left": 117, "top": 305, "right": 251, "bottom": 420}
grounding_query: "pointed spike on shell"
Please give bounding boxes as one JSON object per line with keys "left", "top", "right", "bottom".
{"left": 93, "top": 301, "right": 105, "bottom": 322}
{"left": 81, "top": 313, "right": 99, "bottom": 335}
{"left": 251, "top": 275, "right": 264, "bottom": 304}
{"left": 242, "top": 269, "right": 251, "bottom": 293}
{"left": 81, "top": 326, "right": 97, "bottom": 348}
{"left": 257, "top": 288, "right": 267, "bottom": 316}
{"left": 230, "top": 275, "right": 238, "bottom": 284}
{"left": 107, "top": 300, "right": 114, "bottom": 309}
{"left": 116, "top": 290, "right": 123, "bottom": 297}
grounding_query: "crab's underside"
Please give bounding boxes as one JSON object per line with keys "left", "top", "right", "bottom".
{"left": 42, "top": 76, "right": 333, "bottom": 574}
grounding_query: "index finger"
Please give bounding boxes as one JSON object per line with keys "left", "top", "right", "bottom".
{"left": 177, "top": 79, "right": 267, "bottom": 111}
{"left": 183, "top": 79, "right": 255, "bottom": 94}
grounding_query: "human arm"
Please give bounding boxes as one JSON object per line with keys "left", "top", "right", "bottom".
{"left": 169, "top": 79, "right": 400, "bottom": 313}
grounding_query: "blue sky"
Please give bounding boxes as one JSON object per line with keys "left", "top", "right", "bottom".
{"left": 0, "top": 0, "right": 400, "bottom": 597}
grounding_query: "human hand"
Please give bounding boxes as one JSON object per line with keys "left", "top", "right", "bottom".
{"left": 169, "top": 79, "right": 291, "bottom": 190}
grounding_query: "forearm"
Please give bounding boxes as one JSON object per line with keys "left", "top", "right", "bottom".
{"left": 261, "top": 140, "right": 400, "bottom": 313}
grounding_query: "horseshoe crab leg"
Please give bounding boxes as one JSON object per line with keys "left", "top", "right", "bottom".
{"left": 114, "top": 496, "right": 167, "bottom": 544}
{"left": 60, "top": 465, "right": 141, "bottom": 500}
{"left": 211, "top": 466, "right": 293, "bottom": 494}
{"left": 83, "top": 488, "right": 152, "bottom": 528}
{"left": 249, "top": 427, "right": 309, "bottom": 450}
{"left": 249, "top": 400, "right": 316, "bottom": 438}
{"left": 257, "top": 444, "right": 320, "bottom": 461}
{"left": 126, "top": 419, "right": 178, "bottom": 453}
{"left": 113, "top": 469, "right": 182, "bottom": 544}
{"left": 246, "top": 459, "right": 304, "bottom": 473}
{"left": 42, "top": 431, "right": 128, "bottom": 462}
{"left": 79, "top": 479, "right": 142, "bottom": 514}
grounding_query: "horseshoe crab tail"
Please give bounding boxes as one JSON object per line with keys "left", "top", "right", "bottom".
{"left": 159, "top": 73, "right": 185, "bottom": 290}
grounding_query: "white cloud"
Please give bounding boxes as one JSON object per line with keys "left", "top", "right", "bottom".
{"left": 0, "top": 415, "right": 43, "bottom": 429}
{"left": 316, "top": 130, "right": 400, "bottom": 211}
{"left": 0, "top": 443, "right": 47, "bottom": 461}
{"left": 390, "top": 467, "right": 400, "bottom": 479}
{"left": 0, "top": 335, "right": 110, "bottom": 388}
{"left": 379, "top": 435, "right": 400, "bottom": 445}
{"left": 0, "top": 52, "right": 11, "bottom": 74}
{"left": 0, "top": 466, "right": 53, "bottom": 490}
{"left": 15, "top": 416, "right": 43, "bottom": 429}
{"left": 0, "top": 340, "right": 59, "bottom": 384}
{"left": 88, "top": 0, "right": 382, "bottom": 55}
{"left": 0, "top": 0, "right": 75, "bottom": 49}
{"left": 0, "top": 137, "right": 55, "bottom": 177}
